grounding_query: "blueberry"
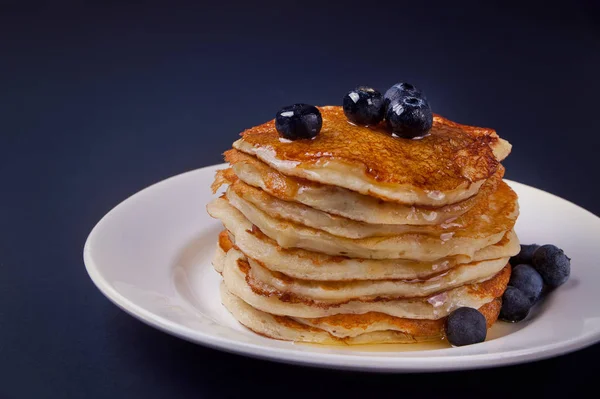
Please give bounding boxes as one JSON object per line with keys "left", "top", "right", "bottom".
{"left": 385, "top": 96, "right": 433, "bottom": 138}
{"left": 532, "top": 244, "right": 571, "bottom": 288}
{"left": 445, "top": 307, "right": 487, "bottom": 346}
{"left": 383, "top": 82, "right": 425, "bottom": 110}
{"left": 510, "top": 244, "right": 540, "bottom": 266}
{"left": 500, "top": 286, "right": 531, "bottom": 322}
{"left": 275, "top": 104, "right": 322, "bottom": 140}
{"left": 342, "top": 86, "right": 385, "bottom": 126}
{"left": 509, "top": 264, "right": 544, "bottom": 303}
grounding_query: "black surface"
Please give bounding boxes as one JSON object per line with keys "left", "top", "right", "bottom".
{"left": 1, "top": 1, "right": 600, "bottom": 398}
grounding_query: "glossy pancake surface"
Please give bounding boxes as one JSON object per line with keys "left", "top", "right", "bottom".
{"left": 219, "top": 150, "right": 502, "bottom": 225}
{"left": 234, "top": 106, "right": 511, "bottom": 205}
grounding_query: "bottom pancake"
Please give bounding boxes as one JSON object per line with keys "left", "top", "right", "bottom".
{"left": 221, "top": 284, "right": 502, "bottom": 345}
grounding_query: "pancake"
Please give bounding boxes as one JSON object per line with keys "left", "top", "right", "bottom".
{"left": 221, "top": 181, "right": 518, "bottom": 261}
{"left": 233, "top": 106, "right": 511, "bottom": 206}
{"left": 292, "top": 298, "right": 502, "bottom": 340}
{"left": 221, "top": 286, "right": 502, "bottom": 344}
{"left": 226, "top": 171, "right": 502, "bottom": 239}
{"left": 244, "top": 256, "right": 508, "bottom": 301}
{"left": 220, "top": 149, "right": 496, "bottom": 226}
{"left": 207, "top": 197, "right": 520, "bottom": 280}
{"left": 221, "top": 248, "right": 511, "bottom": 319}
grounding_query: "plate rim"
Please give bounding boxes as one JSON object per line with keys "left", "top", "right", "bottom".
{"left": 83, "top": 163, "right": 600, "bottom": 372}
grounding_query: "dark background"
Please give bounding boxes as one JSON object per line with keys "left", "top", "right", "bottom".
{"left": 1, "top": 1, "right": 600, "bottom": 398}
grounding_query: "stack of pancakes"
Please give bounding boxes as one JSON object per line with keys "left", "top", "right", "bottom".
{"left": 207, "top": 106, "right": 519, "bottom": 345}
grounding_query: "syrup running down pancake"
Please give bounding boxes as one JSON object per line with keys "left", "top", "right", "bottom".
{"left": 218, "top": 149, "right": 504, "bottom": 225}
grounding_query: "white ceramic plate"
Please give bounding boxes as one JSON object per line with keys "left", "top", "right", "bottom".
{"left": 84, "top": 164, "right": 600, "bottom": 372}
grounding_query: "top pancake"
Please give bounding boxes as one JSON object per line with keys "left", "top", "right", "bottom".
{"left": 234, "top": 106, "right": 511, "bottom": 206}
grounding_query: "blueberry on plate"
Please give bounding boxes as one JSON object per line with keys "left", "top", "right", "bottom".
{"left": 383, "top": 82, "right": 425, "bottom": 110}
{"left": 445, "top": 307, "right": 487, "bottom": 346}
{"left": 510, "top": 244, "right": 540, "bottom": 266}
{"left": 509, "top": 264, "right": 544, "bottom": 303}
{"left": 342, "top": 86, "right": 385, "bottom": 126}
{"left": 275, "top": 104, "right": 322, "bottom": 140}
{"left": 532, "top": 244, "right": 571, "bottom": 288}
{"left": 500, "top": 286, "right": 532, "bottom": 322}
{"left": 385, "top": 96, "right": 433, "bottom": 138}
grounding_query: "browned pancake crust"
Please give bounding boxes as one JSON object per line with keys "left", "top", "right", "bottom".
{"left": 238, "top": 106, "right": 501, "bottom": 190}
{"left": 218, "top": 230, "right": 234, "bottom": 252}
{"left": 211, "top": 168, "right": 237, "bottom": 194}
{"left": 445, "top": 180, "right": 517, "bottom": 239}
